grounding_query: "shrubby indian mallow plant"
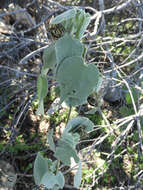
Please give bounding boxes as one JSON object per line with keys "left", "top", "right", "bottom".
{"left": 34, "top": 8, "right": 102, "bottom": 189}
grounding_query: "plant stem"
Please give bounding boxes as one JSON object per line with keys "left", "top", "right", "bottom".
{"left": 55, "top": 160, "right": 60, "bottom": 175}
{"left": 66, "top": 106, "right": 72, "bottom": 126}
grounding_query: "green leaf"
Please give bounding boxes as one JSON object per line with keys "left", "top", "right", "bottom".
{"left": 119, "top": 106, "right": 134, "bottom": 116}
{"left": 41, "top": 171, "right": 65, "bottom": 189}
{"left": 42, "top": 43, "right": 56, "bottom": 73}
{"left": 126, "top": 88, "right": 138, "bottom": 105}
{"left": 36, "top": 75, "right": 48, "bottom": 115}
{"left": 50, "top": 9, "right": 76, "bottom": 24}
{"left": 62, "top": 18, "right": 75, "bottom": 35}
{"left": 62, "top": 131, "right": 80, "bottom": 148}
{"left": 40, "top": 171, "right": 57, "bottom": 188}
{"left": 47, "top": 129, "right": 56, "bottom": 152}
{"left": 34, "top": 153, "right": 51, "bottom": 185}
{"left": 56, "top": 56, "right": 100, "bottom": 106}
{"left": 50, "top": 9, "right": 91, "bottom": 39}
{"left": 74, "top": 161, "right": 82, "bottom": 188}
{"left": 56, "top": 171, "right": 65, "bottom": 188}
{"left": 37, "top": 75, "right": 48, "bottom": 100}
{"left": 55, "top": 34, "right": 84, "bottom": 64}
{"left": 65, "top": 116, "right": 94, "bottom": 133}
{"left": 74, "top": 9, "right": 91, "bottom": 39}
{"left": 53, "top": 187, "right": 59, "bottom": 190}
{"left": 54, "top": 140, "right": 79, "bottom": 166}
{"left": 36, "top": 100, "right": 44, "bottom": 116}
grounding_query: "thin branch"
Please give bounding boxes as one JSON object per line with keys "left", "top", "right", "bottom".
{"left": 19, "top": 45, "right": 49, "bottom": 65}
{"left": 66, "top": 106, "right": 72, "bottom": 125}
{"left": 0, "top": 8, "right": 26, "bottom": 18}
{"left": 103, "top": 0, "right": 133, "bottom": 15}
{"left": 0, "top": 65, "right": 38, "bottom": 77}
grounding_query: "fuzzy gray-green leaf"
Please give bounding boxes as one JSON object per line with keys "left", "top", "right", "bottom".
{"left": 54, "top": 140, "right": 79, "bottom": 166}
{"left": 62, "top": 131, "right": 80, "bottom": 148}
{"left": 74, "top": 10, "right": 91, "bottom": 39}
{"left": 55, "top": 34, "right": 84, "bottom": 64}
{"left": 40, "top": 171, "right": 57, "bottom": 188}
{"left": 56, "top": 56, "right": 100, "bottom": 106}
{"left": 37, "top": 75, "right": 48, "bottom": 100}
{"left": 65, "top": 116, "right": 94, "bottom": 133}
{"left": 42, "top": 43, "right": 56, "bottom": 71}
{"left": 56, "top": 171, "right": 65, "bottom": 188}
{"left": 36, "top": 75, "right": 48, "bottom": 115}
{"left": 34, "top": 153, "right": 50, "bottom": 185}
{"left": 50, "top": 9, "right": 76, "bottom": 24}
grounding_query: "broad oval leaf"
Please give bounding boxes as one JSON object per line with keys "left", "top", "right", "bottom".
{"left": 50, "top": 9, "right": 76, "bottom": 24}
{"left": 54, "top": 140, "right": 79, "bottom": 166}
{"left": 41, "top": 171, "right": 65, "bottom": 189}
{"left": 65, "top": 116, "right": 94, "bottom": 133}
{"left": 34, "top": 153, "right": 50, "bottom": 185}
{"left": 40, "top": 171, "right": 57, "bottom": 188}
{"left": 62, "top": 131, "right": 80, "bottom": 148}
{"left": 56, "top": 171, "right": 65, "bottom": 189}
{"left": 42, "top": 43, "right": 56, "bottom": 71}
{"left": 55, "top": 34, "right": 84, "bottom": 64}
{"left": 53, "top": 187, "right": 59, "bottom": 190}
{"left": 56, "top": 56, "right": 100, "bottom": 106}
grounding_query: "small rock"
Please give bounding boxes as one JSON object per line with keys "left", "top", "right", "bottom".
{"left": 104, "top": 86, "right": 122, "bottom": 102}
{"left": 102, "top": 72, "right": 123, "bottom": 103}
{"left": 0, "top": 160, "right": 17, "bottom": 190}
